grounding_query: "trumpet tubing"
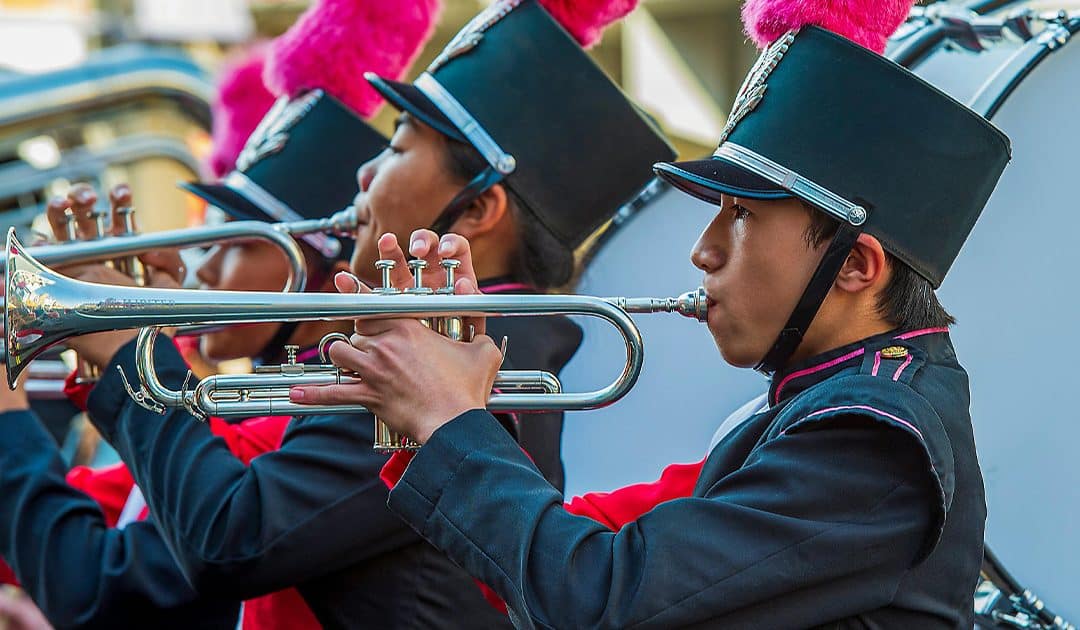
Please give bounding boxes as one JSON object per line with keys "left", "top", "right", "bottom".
{"left": 5, "top": 229, "right": 706, "bottom": 449}
{"left": 3, "top": 205, "right": 359, "bottom": 295}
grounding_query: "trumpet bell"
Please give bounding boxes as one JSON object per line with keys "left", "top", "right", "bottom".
{"left": 5, "top": 229, "right": 69, "bottom": 388}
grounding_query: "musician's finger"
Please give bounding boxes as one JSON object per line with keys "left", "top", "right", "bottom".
{"left": 67, "top": 183, "right": 100, "bottom": 239}
{"left": 437, "top": 234, "right": 479, "bottom": 287}
{"left": 139, "top": 249, "right": 185, "bottom": 286}
{"left": 45, "top": 196, "right": 72, "bottom": 242}
{"left": 457, "top": 277, "right": 487, "bottom": 337}
{"left": 376, "top": 233, "right": 413, "bottom": 288}
{"left": 289, "top": 380, "right": 378, "bottom": 407}
{"left": 108, "top": 184, "right": 134, "bottom": 236}
{"left": 408, "top": 229, "right": 444, "bottom": 289}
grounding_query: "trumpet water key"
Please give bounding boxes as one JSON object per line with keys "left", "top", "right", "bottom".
{"left": 4, "top": 228, "right": 706, "bottom": 452}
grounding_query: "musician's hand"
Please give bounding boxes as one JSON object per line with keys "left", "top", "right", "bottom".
{"left": 291, "top": 231, "right": 498, "bottom": 444}
{"left": 0, "top": 585, "right": 53, "bottom": 630}
{"left": 369, "top": 230, "right": 487, "bottom": 336}
{"left": 291, "top": 320, "right": 501, "bottom": 444}
{"left": 0, "top": 366, "right": 29, "bottom": 413}
{"left": 108, "top": 184, "right": 187, "bottom": 287}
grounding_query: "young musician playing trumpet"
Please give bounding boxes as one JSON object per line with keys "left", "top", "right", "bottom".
{"left": 25, "top": 1, "right": 673, "bottom": 626}
{"left": 291, "top": 0, "right": 1013, "bottom": 626}
{"left": 0, "top": 28, "right": 406, "bottom": 626}
{"left": 0, "top": 88, "right": 384, "bottom": 628}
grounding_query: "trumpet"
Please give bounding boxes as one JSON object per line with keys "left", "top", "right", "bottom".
{"left": 5, "top": 229, "right": 706, "bottom": 451}
{"left": 3, "top": 204, "right": 360, "bottom": 294}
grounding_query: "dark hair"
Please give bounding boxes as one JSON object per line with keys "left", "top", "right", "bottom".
{"left": 442, "top": 137, "right": 576, "bottom": 290}
{"left": 802, "top": 202, "right": 955, "bottom": 329}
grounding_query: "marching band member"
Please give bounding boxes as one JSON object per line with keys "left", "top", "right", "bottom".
{"left": 0, "top": 54, "right": 389, "bottom": 627}
{"left": 0, "top": 6, "right": 416, "bottom": 624}
{"left": 49, "top": 0, "right": 671, "bottom": 626}
{"left": 294, "top": 0, "right": 1014, "bottom": 626}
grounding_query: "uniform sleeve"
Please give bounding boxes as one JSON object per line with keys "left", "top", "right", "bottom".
{"left": 0, "top": 410, "right": 239, "bottom": 630}
{"left": 388, "top": 409, "right": 937, "bottom": 629}
{"left": 85, "top": 338, "right": 420, "bottom": 597}
{"left": 65, "top": 462, "right": 136, "bottom": 526}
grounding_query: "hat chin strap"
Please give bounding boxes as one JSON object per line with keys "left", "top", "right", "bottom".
{"left": 755, "top": 221, "right": 865, "bottom": 375}
{"left": 429, "top": 166, "right": 504, "bottom": 235}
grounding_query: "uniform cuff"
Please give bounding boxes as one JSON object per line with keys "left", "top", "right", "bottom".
{"left": 387, "top": 410, "right": 519, "bottom": 529}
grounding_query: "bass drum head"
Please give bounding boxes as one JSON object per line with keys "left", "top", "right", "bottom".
{"left": 560, "top": 186, "right": 766, "bottom": 497}
{"left": 909, "top": 14, "right": 1080, "bottom": 619}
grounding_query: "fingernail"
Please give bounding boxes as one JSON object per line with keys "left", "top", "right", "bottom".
{"left": 439, "top": 241, "right": 452, "bottom": 256}
{"left": 290, "top": 388, "right": 305, "bottom": 401}
{"left": 409, "top": 239, "right": 421, "bottom": 255}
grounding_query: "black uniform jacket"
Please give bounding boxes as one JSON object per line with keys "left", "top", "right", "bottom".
{"left": 387, "top": 328, "right": 986, "bottom": 629}
{"left": 79, "top": 295, "right": 580, "bottom": 628}
{"left": 0, "top": 409, "right": 240, "bottom": 629}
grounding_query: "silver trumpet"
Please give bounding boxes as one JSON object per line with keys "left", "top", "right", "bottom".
{"left": 5, "top": 229, "right": 706, "bottom": 451}
{"left": 2, "top": 204, "right": 360, "bottom": 294}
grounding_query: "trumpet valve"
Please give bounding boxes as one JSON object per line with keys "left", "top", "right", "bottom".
{"left": 405, "top": 259, "right": 432, "bottom": 295}
{"left": 63, "top": 209, "right": 79, "bottom": 241}
{"left": 374, "top": 259, "right": 400, "bottom": 295}
{"left": 436, "top": 259, "right": 460, "bottom": 295}
{"left": 91, "top": 210, "right": 108, "bottom": 239}
{"left": 115, "top": 206, "right": 138, "bottom": 236}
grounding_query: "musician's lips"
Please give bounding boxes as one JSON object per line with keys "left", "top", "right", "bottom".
{"left": 351, "top": 199, "right": 371, "bottom": 227}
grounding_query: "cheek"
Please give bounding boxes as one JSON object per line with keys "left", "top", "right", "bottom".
{"left": 369, "top": 156, "right": 455, "bottom": 236}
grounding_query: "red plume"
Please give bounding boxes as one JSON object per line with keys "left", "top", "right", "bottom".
{"left": 538, "top": 0, "right": 640, "bottom": 48}
{"left": 264, "top": 0, "right": 443, "bottom": 118}
{"left": 742, "top": 0, "right": 915, "bottom": 54}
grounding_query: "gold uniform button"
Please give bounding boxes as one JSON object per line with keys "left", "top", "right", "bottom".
{"left": 881, "top": 346, "right": 909, "bottom": 359}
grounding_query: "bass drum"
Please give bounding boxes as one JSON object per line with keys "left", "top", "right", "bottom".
{"left": 899, "top": 4, "right": 1080, "bottom": 622}
{"left": 560, "top": 182, "right": 766, "bottom": 497}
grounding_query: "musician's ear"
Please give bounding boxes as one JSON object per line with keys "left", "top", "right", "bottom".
{"left": 450, "top": 183, "right": 510, "bottom": 240}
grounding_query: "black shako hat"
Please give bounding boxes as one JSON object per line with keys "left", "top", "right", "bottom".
{"left": 180, "top": 90, "right": 387, "bottom": 261}
{"left": 364, "top": 0, "right": 675, "bottom": 250}
{"left": 654, "top": 26, "right": 1011, "bottom": 288}
{"left": 655, "top": 26, "right": 1010, "bottom": 374}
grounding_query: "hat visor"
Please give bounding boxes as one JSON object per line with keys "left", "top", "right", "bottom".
{"left": 653, "top": 156, "right": 793, "bottom": 206}
{"left": 364, "top": 74, "right": 466, "bottom": 143}
{"left": 179, "top": 181, "right": 274, "bottom": 223}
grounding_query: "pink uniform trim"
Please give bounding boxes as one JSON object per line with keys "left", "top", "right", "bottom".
{"left": 892, "top": 354, "right": 914, "bottom": 381}
{"left": 482, "top": 282, "right": 534, "bottom": 294}
{"left": 773, "top": 348, "right": 866, "bottom": 404}
{"left": 793, "top": 404, "right": 925, "bottom": 441}
{"left": 871, "top": 351, "right": 882, "bottom": 377}
{"left": 296, "top": 346, "right": 322, "bottom": 363}
{"left": 894, "top": 327, "right": 949, "bottom": 340}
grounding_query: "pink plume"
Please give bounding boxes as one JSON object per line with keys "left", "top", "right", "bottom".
{"left": 264, "top": 0, "right": 442, "bottom": 118}
{"left": 742, "top": 0, "right": 914, "bottom": 54}
{"left": 208, "top": 44, "right": 276, "bottom": 179}
{"left": 539, "top": 0, "right": 639, "bottom": 48}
